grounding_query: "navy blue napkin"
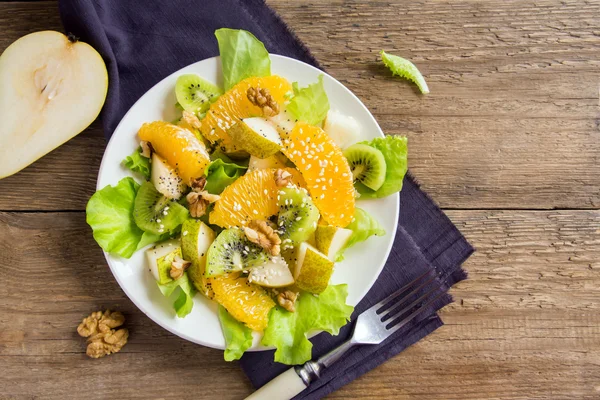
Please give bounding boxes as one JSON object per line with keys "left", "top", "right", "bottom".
{"left": 59, "top": 0, "right": 473, "bottom": 398}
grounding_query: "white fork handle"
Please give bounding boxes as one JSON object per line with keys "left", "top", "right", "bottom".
{"left": 244, "top": 368, "right": 307, "bottom": 400}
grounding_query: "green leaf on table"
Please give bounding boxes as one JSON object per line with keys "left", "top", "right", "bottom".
{"left": 122, "top": 147, "right": 151, "bottom": 180}
{"left": 218, "top": 305, "right": 253, "bottom": 361}
{"left": 86, "top": 177, "right": 147, "bottom": 258}
{"left": 215, "top": 28, "right": 271, "bottom": 91}
{"left": 262, "top": 284, "right": 354, "bottom": 365}
{"left": 287, "top": 75, "right": 330, "bottom": 126}
{"left": 355, "top": 135, "right": 408, "bottom": 199}
{"left": 380, "top": 50, "right": 429, "bottom": 94}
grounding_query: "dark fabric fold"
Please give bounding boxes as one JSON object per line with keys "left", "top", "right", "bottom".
{"left": 59, "top": 1, "right": 473, "bottom": 398}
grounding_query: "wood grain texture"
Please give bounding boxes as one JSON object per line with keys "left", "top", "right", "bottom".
{"left": 0, "top": 210, "right": 599, "bottom": 399}
{"left": 1, "top": 0, "right": 599, "bottom": 399}
{"left": 0, "top": 0, "right": 599, "bottom": 210}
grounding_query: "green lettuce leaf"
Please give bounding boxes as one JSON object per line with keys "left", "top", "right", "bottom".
{"left": 157, "top": 272, "right": 196, "bottom": 318}
{"left": 218, "top": 306, "right": 253, "bottom": 361}
{"left": 262, "top": 284, "right": 354, "bottom": 365}
{"left": 122, "top": 147, "right": 151, "bottom": 180}
{"left": 204, "top": 158, "right": 247, "bottom": 194}
{"left": 380, "top": 50, "right": 429, "bottom": 94}
{"left": 215, "top": 28, "right": 271, "bottom": 91}
{"left": 345, "top": 208, "right": 386, "bottom": 250}
{"left": 86, "top": 177, "right": 148, "bottom": 258}
{"left": 356, "top": 136, "right": 408, "bottom": 199}
{"left": 287, "top": 75, "right": 330, "bottom": 126}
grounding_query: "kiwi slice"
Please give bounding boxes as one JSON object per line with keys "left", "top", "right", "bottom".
{"left": 205, "top": 228, "right": 269, "bottom": 277}
{"left": 343, "top": 144, "right": 387, "bottom": 191}
{"left": 277, "top": 186, "right": 320, "bottom": 248}
{"left": 133, "top": 181, "right": 189, "bottom": 235}
{"left": 175, "top": 74, "right": 222, "bottom": 114}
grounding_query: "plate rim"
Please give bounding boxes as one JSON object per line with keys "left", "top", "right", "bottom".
{"left": 96, "top": 54, "right": 399, "bottom": 351}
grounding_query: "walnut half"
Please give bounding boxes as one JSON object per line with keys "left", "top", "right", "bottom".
{"left": 277, "top": 290, "right": 298, "bottom": 312}
{"left": 170, "top": 255, "right": 191, "bottom": 280}
{"left": 77, "top": 310, "right": 128, "bottom": 359}
{"left": 243, "top": 220, "right": 281, "bottom": 256}
{"left": 274, "top": 169, "right": 292, "bottom": 187}
{"left": 247, "top": 87, "right": 280, "bottom": 117}
{"left": 187, "top": 190, "right": 220, "bottom": 218}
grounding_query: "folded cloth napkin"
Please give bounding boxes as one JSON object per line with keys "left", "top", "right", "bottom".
{"left": 59, "top": 0, "right": 473, "bottom": 397}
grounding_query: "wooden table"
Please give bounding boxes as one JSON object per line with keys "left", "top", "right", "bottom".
{"left": 1, "top": 1, "right": 599, "bottom": 398}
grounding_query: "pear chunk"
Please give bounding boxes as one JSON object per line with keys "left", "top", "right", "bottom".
{"left": 0, "top": 31, "right": 108, "bottom": 178}
{"left": 293, "top": 243, "right": 334, "bottom": 294}
{"left": 151, "top": 153, "right": 186, "bottom": 200}
{"left": 227, "top": 117, "right": 282, "bottom": 158}
{"left": 323, "top": 109, "right": 360, "bottom": 149}
{"left": 145, "top": 239, "right": 181, "bottom": 284}
{"left": 181, "top": 219, "right": 216, "bottom": 298}
{"left": 248, "top": 257, "right": 295, "bottom": 288}
{"left": 315, "top": 225, "right": 353, "bottom": 261}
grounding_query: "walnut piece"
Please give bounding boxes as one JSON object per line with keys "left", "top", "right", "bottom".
{"left": 274, "top": 169, "right": 293, "bottom": 187}
{"left": 170, "top": 255, "right": 191, "bottom": 280}
{"left": 243, "top": 220, "right": 281, "bottom": 256}
{"left": 182, "top": 110, "right": 202, "bottom": 130}
{"left": 191, "top": 176, "right": 207, "bottom": 192}
{"left": 247, "top": 87, "right": 280, "bottom": 117}
{"left": 140, "top": 140, "right": 153, "bottom": 158}
{"left": 77, "top": 310, "right": 128, "bottom": 359}
{"left": 277, "top": 290, "right": 298, "bottom": 312}
{"left": 186, "top": 190, "right": 220, "bottom": 218}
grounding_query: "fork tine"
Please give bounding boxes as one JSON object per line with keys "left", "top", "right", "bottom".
{"left": 380, "top": 284, "right": 441, "bottom": 321}
{"left": 385, "top": 289, "right": 447, "bottom": 334}
{"left": 375, "top": 270, "right": 437, "bottom": 315}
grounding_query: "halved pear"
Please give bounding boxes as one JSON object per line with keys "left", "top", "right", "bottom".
{"left": 145, "top": 239, "right": 181, "bottom": 284}
{"left": 248, "top": 256, "right": 295, "bottom": 288}
{"left": 323, "top": 109, "right": 360, "bottom": 149}
{"left": 315, "top": 225, "right": 353, "bottom": 261}
{"left": 294, "top": 243, "right": 334, "bottom": 294}
{"left": 226, "top": 117, "right": 282, "bottom": 158}
{"left": 268, "top": 107, "right": 296, "bottom": 136}
{"left": 0, "top": 31, "right": 108, "bottom": 179}
{"left": 181, "top": 219, "right": 216, "bottom": 298}
{"left": 151, "top": 153, "right": 186, "bottom": 200}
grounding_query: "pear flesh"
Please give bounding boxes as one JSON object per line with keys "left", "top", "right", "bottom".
{"left": 151, "top": 153, "right": 186, "bottom": 200}
{"left": 146, "top": 239, "right": 181, "bottom": 284}
{"left": 248, "top": 256, "right": 295, "bottom": 288}
{"left": 294, "top": 243, "right": 334, "bottom": 294}
{"left": 0, "top": 31, "right": 108, "bottom": 179}
{"left": 181, "top": 219, "right": 216, "bottom": 298}
{"left": 227, "top": 117, "right": 282, "bottom": 158}
{"left": 315, "top": 225, "right": 353, "bottom": 261}
{"left": 323, "top": 109, "right": 360, "bottom": 149}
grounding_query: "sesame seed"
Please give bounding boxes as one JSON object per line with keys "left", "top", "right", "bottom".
{"left": 253, "top": 210, "right": 258, "bottom": 215}
{"left": 156, "top": 219, "right": 162, "bottom": 223}
{"left": 264, "top": 189, "right": 268, "bottom": 195}
{"left": 295, "top": 217, "right": 301, "bottom": 221}
{"left": 183, "top": 231, "right": 188, "bottom": 236}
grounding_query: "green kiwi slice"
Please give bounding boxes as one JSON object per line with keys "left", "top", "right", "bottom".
{"left": 277, "top": 186, "right": 320, "bottom": 248}
{"left": 205, "top": 228, "right": 269, "bottom": 277}
{"left": 175, "top": 74, "right": 222, "bottom": 114}
{"left": 343, "top": 143, "right": 387, "bottom": 191}
{"left": 133, "top": 181, "right": 189, "bottom": 235}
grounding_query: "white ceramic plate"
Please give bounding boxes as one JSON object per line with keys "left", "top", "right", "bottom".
{"left": 97, "top": 55, "right": 399, "bottom": 350}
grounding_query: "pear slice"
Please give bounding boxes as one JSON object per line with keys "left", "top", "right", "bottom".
{"left": 0, "top": 31, "right": 108, "bottom": 179}
{"left": 248, "top": 256, "right": 295, "bottom": 288}
{"left": 227, "top": 117, "right": 282, "bottom": 158}
{"left": 151, "top": 153, "right": 186, "bottom": 200}
{"left": 145, "top": 239, "right": 181, "bottom": 284}
{"left": 248, "top": 154, "right": 286, "bottom": 171}
{"left": 181, "top": 219, "right": 216, "bottom": 298}
{"left": 315, "top": 225, "right": 353, "bottom": 261}
{"left": 323, "top": 109, "right": 360, "bottom": 149}
{"left": 268, "top": 108, "right": 297, "bottom": 136}
{"left": 293, "top": 243, "right": 334, "bottom": 294}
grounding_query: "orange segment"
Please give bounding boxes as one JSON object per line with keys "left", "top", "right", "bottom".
{"left": 201, "top": 76, "right": 292, "bottom": 153}
{"left": 138, "top": 121, "right": 210, "bottom": 185}
{"left": 209, "top": 167, "right": 304, "bottom": 228}
{"left": 210, "top": 273, "right": 275, "bottom": 331}
{"left": 280, "top": 122, "right": 355, "bottom": 227}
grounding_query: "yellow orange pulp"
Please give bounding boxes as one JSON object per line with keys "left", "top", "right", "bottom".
{"left": 210, "top": 273, "right": 275, "bottom": 331}
{"left": 138, "top": 121, "right": 210, "bottom": 185}
{"left": 280, "top": 122, "right": 355, "bottom": 227}
{"left": 209, "top": 167, "right": 304, "bottom": 228}
{"left": 201, "top": 76, "right": 292, "bottom": 153}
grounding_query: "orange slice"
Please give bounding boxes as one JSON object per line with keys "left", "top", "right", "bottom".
{"left": 201, "top": 75, "right": 292, "bottom": 153}
{"left": 209, "top": 167, "right": 304, "bottom": 228}
{"left": 138, "top": 121, "right": 210, "bottom": 185}
{"left": 280, "top": 122, "right": 355, "bottom": 227}
{"left": 210, "top": 273, "right": 275, "bottom": 331}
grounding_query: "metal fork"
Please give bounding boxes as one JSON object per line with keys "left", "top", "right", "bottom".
{"left": 245, "top": 270, "right": 446, "bottom": 400}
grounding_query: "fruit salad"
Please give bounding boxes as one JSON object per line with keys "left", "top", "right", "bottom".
{"left": 86, "top": 29, "right": 408, "bottom": 365}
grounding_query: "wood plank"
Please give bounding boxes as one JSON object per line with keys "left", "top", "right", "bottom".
{"left": 0, "top": 209, "right": 598, "bottom": 398}
{"left": 0, "top": 0, "right": 599, "bottom": 210}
